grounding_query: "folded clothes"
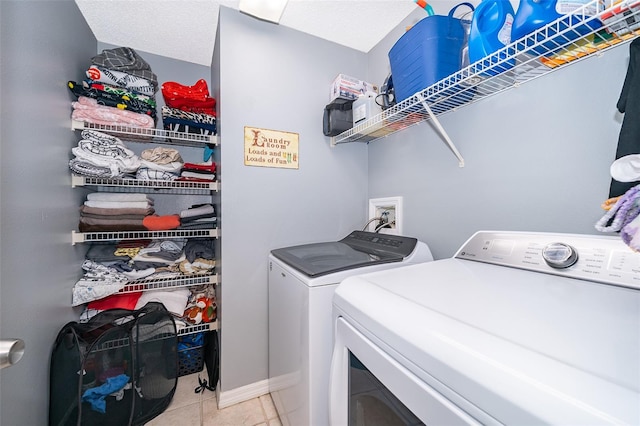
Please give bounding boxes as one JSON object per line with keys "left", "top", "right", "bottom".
{"left": 142, "top": 214, "right": 181, "bottom": 231}
{"left": 87, "top": 192, "right": 153, "bottom": 203}
{"left": 68, "top": 80, "right": 156, "bottom": 118}
{"left": 69, "top": 158, "right": 114, "bottom": 178}
{"left": 80, "top": 216, "right": 147, "bottom": 227}
{"left": 136, "top": 168, "right": 179, "bottom": 181}
{"left": 72, "top": 96, "right": 155, "bottom": 129}
{"left": 161, "top": 79, "right": 216, "bottom": 114}
{"left": 79, "top": 221, "right": 147, "bottom": 233}
{"left": 86, "top": 65, "right": 156, "bottom": 95}
{"left": 140, "top": 147, "right": 183, "bottom": 164}
{"left": 183, "top": 161, "right": 216, "bottom": 173}
{"left": 180, "top": 204, "right": 215, "bottom": 219}
{"left": 84, "top": 200, "right": 153, "bottom": 210}
{"left": 162, "top": 106, "right": 217, "bottom": 124}
{"left": 139, "top": 159, "right": 183, "bottom": 173}
{"left": 162, "top": 116, "right": 216, "bottom": 134}
{"left": 83, "top": 80, "right": 157, "bottom": 108}
{"left": 80, "top": 205, "right": 155, "bottom": 217}
{"left": 91, "top": 47, "right": 158, "bottom": 89}
{"left": 181, "top": 171, "right": 215, "bottom": 181}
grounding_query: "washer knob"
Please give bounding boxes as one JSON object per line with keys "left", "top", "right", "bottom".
{"left": 542, "top": 242, "right": 578, "bottom": 269}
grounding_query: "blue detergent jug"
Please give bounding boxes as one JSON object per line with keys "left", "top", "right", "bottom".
{"left": 468, "top": 0, "right": 516, "bottom": 75}
{"left": 511, "top": 0, "right": 603, "bottom": 56}
{"left": 512, "top": 0, "right": 562, "bottom": 42}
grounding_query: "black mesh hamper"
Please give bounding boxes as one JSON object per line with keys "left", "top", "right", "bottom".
{"left": 49, "top": 302, "right": 178, "bottom": 426}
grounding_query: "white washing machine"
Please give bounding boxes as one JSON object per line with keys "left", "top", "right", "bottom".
{"left": 268, "top": 230, "right": 434, "bottom": 426}
{"left": 329, "top": 231, "right": 640, "bottom": 425}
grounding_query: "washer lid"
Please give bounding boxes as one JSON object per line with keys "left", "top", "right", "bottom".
{"left": 271, "top": 231, "right": 417, "bottom": 277}
{"left": 334, "top": 257, "right": 640, "bottom": 425}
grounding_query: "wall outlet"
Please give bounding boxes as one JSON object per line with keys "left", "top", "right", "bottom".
{"left": 368, "top": 196, "right": 403, "bottom": 235}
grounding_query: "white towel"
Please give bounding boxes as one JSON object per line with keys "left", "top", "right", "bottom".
{"left": 84, "top": 200, "right": 151, "bottom": 209}
{"left": 87, "top": 192, "right": 154, "bottom": 203}
{"left": 135, "top": 288, "right": 191, "bottom": 316}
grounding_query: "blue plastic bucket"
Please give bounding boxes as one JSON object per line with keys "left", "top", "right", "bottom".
{"left": 389, "top": 2, "right": 474, "bottom": 103}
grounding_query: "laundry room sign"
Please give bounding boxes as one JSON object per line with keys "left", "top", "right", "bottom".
{"left": 244, "top": 126, "right": 299, "bottom": 169}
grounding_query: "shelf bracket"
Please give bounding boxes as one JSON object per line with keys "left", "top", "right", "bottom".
{"left": 416, "top": 93, "right": 465, "bottom": 168}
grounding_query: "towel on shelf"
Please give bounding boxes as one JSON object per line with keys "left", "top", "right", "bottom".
{"left": 72, "top": 96, "right": 155, "bottom": 128}
{"left": 142, "top": 214, "right": 181, "bottom": 231}
{"left": 91, "top": 47, "right": 158, "bottom": 90}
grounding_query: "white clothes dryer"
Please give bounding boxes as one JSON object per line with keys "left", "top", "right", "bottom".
{"left": 329, "top": 231, "right": 640, "bottom": 425}
{"left": 268, "top": 231, "right": 433, "bottom": 426}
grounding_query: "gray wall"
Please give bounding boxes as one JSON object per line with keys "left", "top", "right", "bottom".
{"left": 216, "top": 7, "right": 369, "bottom": 391}
{"left": 367, "top": 35, "right": 628, "bottom": 258}
{"left": 0, "top": 1, "right": 96, "bottom": 424}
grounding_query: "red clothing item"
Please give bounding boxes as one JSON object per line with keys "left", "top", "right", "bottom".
{"left": 161, "top": 79, "right": 216, "bottom": 115}
{"left": 88, "top": 292, "right": 142, "bottom": 311}
{"left": 143, "top": 214, "right": 181, "bottom": 231}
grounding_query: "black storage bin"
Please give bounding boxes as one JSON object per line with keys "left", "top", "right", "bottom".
{"left": 49, "top": 302, "right": 178, "bottom": 426}
{"left": 177, "top": 333, "right": 205, "bottom": 377}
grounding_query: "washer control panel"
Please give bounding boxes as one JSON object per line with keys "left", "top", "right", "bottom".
{"left": 455, "top": 231, "right": 640, "bottom": 290}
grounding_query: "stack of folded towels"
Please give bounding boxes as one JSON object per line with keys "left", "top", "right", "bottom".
{"left": 161, "top": 79, "right": 217, "bottom": 137}
{"left": 69, "top": 47, "right": 158, "bottom": 129}
{"left": 179, "top": 161, "right": 216, "bottom": 182}
{"left": 79, "top": 193, "right": 155, "bottom": 232}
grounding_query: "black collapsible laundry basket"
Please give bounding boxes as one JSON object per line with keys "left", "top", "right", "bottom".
{"left": 49, "top": 302, "right": 178, "bottom": 426}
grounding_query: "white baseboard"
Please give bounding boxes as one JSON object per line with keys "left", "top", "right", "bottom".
{"left": 217, "top": 379, "right": 270, "bottom": 409}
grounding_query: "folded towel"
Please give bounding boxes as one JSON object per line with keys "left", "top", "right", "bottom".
{"left": 87, "top": 192, "right": 153, "bottom": 203}
{"left": 143, "top": 214, "right": 181, "bottom": 231}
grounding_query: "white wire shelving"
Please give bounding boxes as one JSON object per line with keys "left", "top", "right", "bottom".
{"left": 332, "top": 0, "right": 640, "bottom": 165}
{"left": 117, "top": 273, "right": 217, "bottom": 294}
{"left": 71, "top": 174, "right": 218, "bottom": 193}
{"left": 71, "top": 228, "right": 218, "bottom": 245}
{"left": 71, "top": 120, "right": 218, "bottom": 147}
{"left": 91, "top": 321, "right": 218, "bottom": 350}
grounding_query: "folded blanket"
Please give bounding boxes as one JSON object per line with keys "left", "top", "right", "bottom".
{"left": 162, "top": 106, "right": 216, "bottom": 124}
{"left": 72, "top": 96, "right": 155, "bottom": 128}
{"left": 80, "top": 216, "right": 147, "bottom": 228}
{"left": 80, "top": 205, "right": 155, "bottom": 216}
{"left": 182, "top": 161, "right": 216, "bottom": 173}
{"left": 138, "top": 159, "right": 183, "bottom": 173}
{"left": 79, "top": 221, "right": 148, "bottom": 233}
{"left": 69, "top": 158, "right": 113, "bottom": 178}
{"left": 91, "top": 47, "right": 158, "bottom": 89}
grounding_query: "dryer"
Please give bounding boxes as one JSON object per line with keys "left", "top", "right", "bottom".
{"left": 330, "top": 231, "right": 640, "bottom": 425}
{"left": 268, "top": 231, "right": 433, "bottom": 426}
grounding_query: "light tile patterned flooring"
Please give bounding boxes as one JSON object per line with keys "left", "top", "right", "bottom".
{"left": 147, "top": 373, "right": 281, "bottom": 426}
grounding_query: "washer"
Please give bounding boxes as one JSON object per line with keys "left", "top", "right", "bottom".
{"left": 268, "top": 230, "right": 434, "bottom": 426}
{"left": 330, "top": 231, "right": 640, "bottom": 425}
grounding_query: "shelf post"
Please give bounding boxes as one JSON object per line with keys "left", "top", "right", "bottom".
{"left": 416, "top": 93, "right": 465, "bottom": 167}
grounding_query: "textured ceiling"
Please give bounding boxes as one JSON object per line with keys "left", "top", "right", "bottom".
{"left": 74, "top": 0, "right": 457, "bottom": 66}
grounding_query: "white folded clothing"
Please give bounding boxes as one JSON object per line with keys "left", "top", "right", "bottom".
{"left": 87, "top": 192, "right": 154, "bottom": 203}
{"left": 180, "top": 204, "right": 215, "bottom": 218}
{"left": 139, "top": 159, "right": 184, "bottom": 173}
{"left": 134, "top": 288, "right": 191, "bottom": 316}
{"left": 84, "top": 200, "right": 152, "bottom": 209}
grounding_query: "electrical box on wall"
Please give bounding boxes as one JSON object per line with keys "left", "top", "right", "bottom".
{"left": 368, "top": 196, "right": 403, "bottom": 235}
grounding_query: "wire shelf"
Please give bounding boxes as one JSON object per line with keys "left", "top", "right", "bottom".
{"left": 71, "top": 174, "right": 218, "bottom": 193}
{"left": 92, "top": 321, "right": 218, "bottom": 351}
{"left": 117, "top": 273, "right": 217, "bottom": 294}
{"left": 71, "top": 120, "right": 218, "bottom": 147}
{"left": 333, "top": 0, "right": 640, "bottom": 146}
{"left": 72, "top": 228, "right": 218, "bottom": 245}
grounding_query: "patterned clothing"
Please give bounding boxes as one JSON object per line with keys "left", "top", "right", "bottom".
{"left": 91, "top": 47, "right": 158, "bottom": 90}
{"left": 86, "top": 65, "right": 156, "bottom": 96}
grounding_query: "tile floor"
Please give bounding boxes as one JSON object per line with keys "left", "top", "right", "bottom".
{"left": 147, "top": 373, "right": 281, "bottom": 426}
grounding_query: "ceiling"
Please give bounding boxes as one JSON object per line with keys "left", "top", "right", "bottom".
{"left": 74, "top": 0, "right": 463, "bottom": 66}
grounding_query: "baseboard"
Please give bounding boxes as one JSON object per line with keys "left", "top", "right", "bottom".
{"left": 217, "top": 379, "right": 270, "bottom": 409}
